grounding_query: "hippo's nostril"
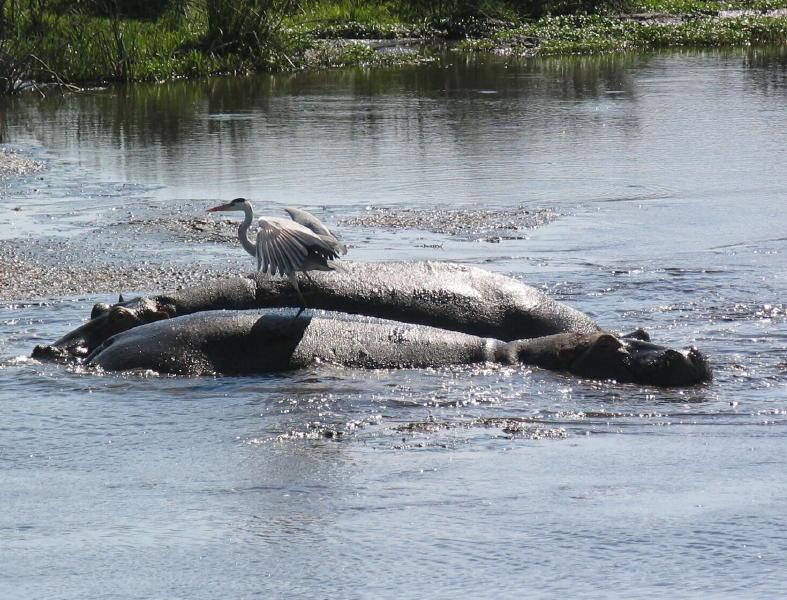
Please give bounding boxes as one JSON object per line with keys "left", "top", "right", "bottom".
{"left": 687, "top": 346, "right": 713, "bottom": 382}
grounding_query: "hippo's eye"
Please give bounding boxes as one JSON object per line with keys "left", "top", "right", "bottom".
{"left": 108, "top": 306, "right": 138, "bottom": 323}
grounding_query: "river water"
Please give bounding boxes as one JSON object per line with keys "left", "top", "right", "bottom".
{"left": 1, "top": 47, "right": 786, "bottom": 598}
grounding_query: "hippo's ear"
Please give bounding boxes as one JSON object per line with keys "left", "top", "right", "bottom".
{"left": 622, "top": 328, "right": 650, "bottom": 342}
{"left": 91, "top": 302, "right": 111, "bottom": 319}
{"left": 118, "top": 294, "right": 125, "bottom": 304}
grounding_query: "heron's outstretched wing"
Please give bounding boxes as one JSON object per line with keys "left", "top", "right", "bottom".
{"left": 284, "top": 207, "right": 348, "bottom": 255}
{"left": 256, "top": 217, "right": 340, "bottom": 276}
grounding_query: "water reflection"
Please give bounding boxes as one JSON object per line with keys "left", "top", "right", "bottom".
{"left": 3, "top": 51, "right": 647, "bottom": 139}
{"left": 0, "top": 50, "right": 652, "bottom": 197}
{"left": 2, "top": 47, "right": 783, "bottom": 156}
{"left": 742, "top": 44, "right": 787, "bottom": 94}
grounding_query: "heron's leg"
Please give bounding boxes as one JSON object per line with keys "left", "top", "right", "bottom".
{"left": 302, "top": 271, "right": 316, "bottom": 286}
{"left": 288, "top": 273, "right": 308, "bottom": 319}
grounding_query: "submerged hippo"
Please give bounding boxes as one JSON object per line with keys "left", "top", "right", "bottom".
{"left": 32, "top": 260, "right": 711, "bottom": 386}
{"left": 38, "top": 261, "right": 600, "bottom": 359}
{"left": 84, "top": 311, "right": 710, "bottom": 387}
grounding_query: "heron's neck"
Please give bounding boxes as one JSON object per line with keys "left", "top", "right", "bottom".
{"left": 238, "top": 203, "right": 256, "bottom": 257}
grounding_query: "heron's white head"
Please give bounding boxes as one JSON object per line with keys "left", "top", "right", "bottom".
{"left": 207, "top": 197, "right": 250, "bottom": 213}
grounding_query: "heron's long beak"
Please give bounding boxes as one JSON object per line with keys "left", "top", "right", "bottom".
{"left": 207, "top": 203, "right": 232, "bottom": 212}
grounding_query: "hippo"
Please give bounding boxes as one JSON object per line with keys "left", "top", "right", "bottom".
{"left": 32, "top": 261, "right": 711, "bottom": 386}
{"left": 36, "top": 261, "right": 600, "bottom": 359}
{"left": 83, "top": 311, "right": 710, "bottom": 387}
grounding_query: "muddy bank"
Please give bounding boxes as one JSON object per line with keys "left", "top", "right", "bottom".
{"left": 0, "top": 238, "right": 234, "bottom": 300}
{"left": 0, "top": 148, "right": 43, "bottom": 179}
{"left": 0, "top": 153, "right": 238, "bottom": 300}
{"left": 112, "top": 204, "right": 559, "bottom": 247}
{"left": 340, "top": 206, "right": 559, "bottom": 242}
{"left": 0, "top": 144, "right": 563, "bottom": 299}
{"left": 0, "top": 201, "right": 559, "bottom": 298}
{"left": 118, "top": 215, "right": 240, "bottom": 244}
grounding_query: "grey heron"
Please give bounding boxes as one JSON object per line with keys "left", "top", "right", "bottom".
{"left": 207, "top": 198, "right": 347, "bottom": 317}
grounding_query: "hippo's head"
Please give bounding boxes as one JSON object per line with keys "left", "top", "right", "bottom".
{"left": 32, "top": 296, "right": 174, "bottom": 361}
{"left": 511, "top": 331, "right": 711, "bottom": 387}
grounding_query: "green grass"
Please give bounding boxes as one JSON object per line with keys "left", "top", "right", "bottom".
{"left": 290, "top": 0, "right": 519, "bottom": 23}
{"left": 3, "top": 11, "right": 252, "bottom": 84}
{"left": 1, "top": 8, "right": 298, "bottom": 86}
{"left": 292, "top": 20, "right": 428, "bottom": 39}
{"left": 287, "top": 0, "right": 522, "bottom": 39}
{"left": 292, "top": 0, "right": 401, "bottom": 26}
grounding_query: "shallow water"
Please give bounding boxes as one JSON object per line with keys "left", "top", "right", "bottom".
{"left": 1, "top": 47, "right": 786, "bottom": 598}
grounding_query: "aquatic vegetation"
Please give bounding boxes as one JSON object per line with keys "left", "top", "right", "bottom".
{"left": 303, "top": 40, "right": 425, "bottom": 67}
{"left": 631, "top": 0, "right": 787, "bottom": 13}
{"left": 457, "top": 14, "right": 787, "bottom": 54}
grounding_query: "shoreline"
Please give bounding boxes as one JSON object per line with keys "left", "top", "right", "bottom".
{"left": 2, "top": 8, "right": 786, "bottom": 93}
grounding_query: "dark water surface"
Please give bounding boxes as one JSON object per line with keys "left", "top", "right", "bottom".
{"left": 1, "top": 48, "right": 786, "bottom": 598}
